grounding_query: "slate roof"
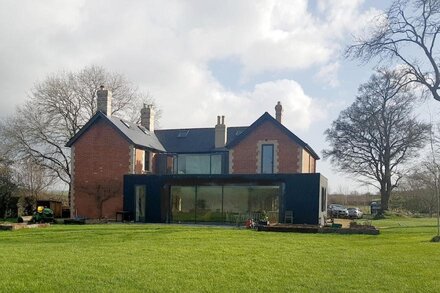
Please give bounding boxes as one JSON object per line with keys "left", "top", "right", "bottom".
{"left": 65, "top": 111, "right": 166, "bottom": 152}
{"left": 66, "top": 111, "right": 319, "bottom": 160}
{"left": 154, "top": 127, "right": 247, "bottom": 153}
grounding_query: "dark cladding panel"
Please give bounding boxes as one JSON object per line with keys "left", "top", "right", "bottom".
{"left": 124, "top": 173, "right": 327, "bottom": 225}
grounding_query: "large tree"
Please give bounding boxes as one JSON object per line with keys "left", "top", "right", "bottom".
{"left": 0, "top": 157, "right": 17, "bottom": 219}
{"left": 324, "top": 70, "right": 430, "bottom": 212}
{"left": 0, "top": 65, "right": 156, "bottom": 209}
{"left": 346, "top": 0, "right": 440, "bottom": 102}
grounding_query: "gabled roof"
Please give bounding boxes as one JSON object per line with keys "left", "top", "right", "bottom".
{"left": 154, "top": 127, "right": 247, "bottom": 153}
{"left": 66, "top": 111, "right": 319, "bottom": 159}
{"left": 65, "top": 111, "right": 166, "bottom": 152}
{"left": 225, "top": 112, "right": 320, "bottom": 160}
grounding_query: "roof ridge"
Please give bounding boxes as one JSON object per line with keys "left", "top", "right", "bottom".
{"left": 155, "top": 125, "right": 249, "bottom": 132}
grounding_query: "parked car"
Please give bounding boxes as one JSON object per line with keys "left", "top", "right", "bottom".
{"left": 347, "top": 207, "right": 363, "bottom": 219}
{"left": 328, "top": 204, "right": 349, "bottom": 218}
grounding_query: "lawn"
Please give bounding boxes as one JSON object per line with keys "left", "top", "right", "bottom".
{"left": 0, "top": 218, "right": 439, "bottom": 292}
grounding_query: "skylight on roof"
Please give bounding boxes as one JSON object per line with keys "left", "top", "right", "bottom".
{"left": 120, "top": 120, "right": 130, "bottom": 128}
{"left": 177, "top": 130, "right": 189, "bottom": 138}
{"left": 138, "top": 125, "right": 150, "bottom": 135}
{"left": 235, "top": 130, "right": 244, "bottom": 136}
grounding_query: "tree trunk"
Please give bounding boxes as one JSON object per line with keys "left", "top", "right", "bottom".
{"left": 68, "top": 183, "right": 73, "bottom": 218}
{"left": 380, "top": 179, "right": 392, "bottom": 214}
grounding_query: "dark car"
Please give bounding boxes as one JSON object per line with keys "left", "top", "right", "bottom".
{"left": 328, "top": 204, "right": 349, "bottom": 218}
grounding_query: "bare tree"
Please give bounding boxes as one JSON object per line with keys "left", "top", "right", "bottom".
{"left": 346, "top": 0, "right": 440, "bottom": 102}
{"left": 14, "top": 158, "right": 57, "bottom": 207}
{"left": 323, "top": 70, "right": 430, "bottom": 213}
{"left": 0, "top": 65, "right": 157, "bottom": 210}
{"left": 0, "top": 157, "right": 17, "bottom": 218}
{"left": 400, "top": 167, "right": 438, "bottom": 215}
{"left": 425, "top": 120, "right": 440, "bottom": 238}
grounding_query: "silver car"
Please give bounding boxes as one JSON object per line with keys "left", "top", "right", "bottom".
{"left": 347, "top": 207, "right": 363, "bottom": 219}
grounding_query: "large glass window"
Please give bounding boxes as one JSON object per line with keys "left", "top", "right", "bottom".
{"left": 170, "top": 184, "right": 280, "bottom": 224}
{"left": 223, "top": 186, "right": 250, "bottom": 224}
{"left": 248, "top": 186, "right": 279, "bottom": 223}
{"left": 261, "top": 144, "right": 274, "bottom": 174}
{"left": 135, "top": 185, "right": 146, "bottom": 222}
{"left": 171, "top": 186, "right": 195, "bottom": 222}
{"left": 211, "top": 155, "right": 222, "bottom": 174}
{"left": 196, "top": 187, "right": 223, "bottom": 222}
{"left": 175, "top": 154, "right": 223, "bottom": 174}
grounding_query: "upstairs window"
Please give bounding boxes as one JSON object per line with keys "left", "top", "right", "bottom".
{"left": 174, "top": 153, "right": 223, "bottom": 174}
{"left": 144, "top": 150, "right": 151, "bottom": 172}
{"left": 261, "top": 144, "right": 274, "bottom": 174}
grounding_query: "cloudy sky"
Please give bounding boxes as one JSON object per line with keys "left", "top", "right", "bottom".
{"left": 0, "top": 0, "right": 411, "bottom": 193}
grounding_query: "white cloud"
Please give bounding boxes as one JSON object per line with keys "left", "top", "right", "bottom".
{"left": 155, "top": 75, "right": 322, "bottom": 135}
{"left": 0, "top": 0, "right": 380, "bottom": 134}
{"left": 315, "top": 62, "right": 340, "bottom": 88}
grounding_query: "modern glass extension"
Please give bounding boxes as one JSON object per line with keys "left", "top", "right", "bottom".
{"left": 170, "top": 185, "right": 280, "bottom": 224}
{"left": 173, "top": 153, "right": 223, "bottom": 174}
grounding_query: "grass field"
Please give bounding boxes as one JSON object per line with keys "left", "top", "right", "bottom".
{"left": 0, "top": 218, "right": 439, "bottom": 292}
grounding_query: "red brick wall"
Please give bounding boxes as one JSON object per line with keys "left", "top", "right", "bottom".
{"left": 231, "top": 121, "right": 303, "bottom": 174}
{"left": 72, "top": 118, "right": 130, "bottom": 219}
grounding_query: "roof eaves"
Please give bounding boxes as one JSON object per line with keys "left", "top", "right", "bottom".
{"left": 65, "top": 111, "right": 106, "bottom": 147}
{"left": 66, "top": 111, "right": 137, "bottom": 148}
{"left": 225, "top": 112, "right": 320, "bottom": 160}
{"left": 133, "top": 144, "right": 166, "bottom": 153}
{"left": 225, "top": 112, "right": 272, "bottom": 148}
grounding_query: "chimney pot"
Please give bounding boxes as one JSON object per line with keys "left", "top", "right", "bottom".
{"left": 275, "top": 101, "right": 283, "bottom": 123}
{"left": 141, "top": 104, "right": 155, "bottom": 131}
{"left": 96, "top": 86, "right": 112, "bottom": 115}
{"left": 215, "top": 115, "right": 226, "bottom": 148}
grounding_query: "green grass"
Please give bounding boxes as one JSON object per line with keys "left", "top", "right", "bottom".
{"left": 0, "top": 218, "right": 439, "bottom": 292}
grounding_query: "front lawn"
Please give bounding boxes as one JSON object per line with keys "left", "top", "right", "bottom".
{"left": 0, "top": 218, "right": 439, "bottom": 292}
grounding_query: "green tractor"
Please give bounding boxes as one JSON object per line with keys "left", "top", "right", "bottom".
{"left": 29, "top": 206, "right": 55, "bottom": 224}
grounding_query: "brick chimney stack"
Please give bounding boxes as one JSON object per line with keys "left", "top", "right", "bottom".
{"left": 275, "top": 101, "right": 283, "bottom": 123}
{"left": 141, "top": 104, "right": 155, "bottom": 131}
{"left": 215, "top": 115, "right": 226, "bottom": 148}
{"left": 97, "top": 85, "right": 112, "bottom": 115}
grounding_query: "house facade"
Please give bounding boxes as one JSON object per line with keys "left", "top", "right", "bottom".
{"left": 66, "top": 88, "right": 326, "bottom": 225}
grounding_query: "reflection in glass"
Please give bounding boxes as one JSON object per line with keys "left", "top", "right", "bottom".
{"left": 171, "top": 186, "right": 195, "bottom": 222}
{"left": 196, "top": 187, "right": 223, "bottom": 222}
{"left": 175, "top": 154, "right": 224, "bottom": 174}
{"left": 261, "top": 144, "right": 274, "bottom": 174}
{"left": 170, "top": 185, "right": 279, "bottom": 224}
{"left": 223, "top": 186, "right": 249, "bottom": 224}
{"left": 135, "top": 185, "right": 146, "bottom": 222}
{"left": 211, "top": 155, "right": 222, "bottom": 174}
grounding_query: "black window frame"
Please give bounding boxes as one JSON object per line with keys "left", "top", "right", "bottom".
{"left": 173, "top": 153, "right": 224, "bottom": 175}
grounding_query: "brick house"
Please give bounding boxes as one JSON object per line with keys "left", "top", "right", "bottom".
{"left": 67, "top": 88, "right": 326, "bottom": 224}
